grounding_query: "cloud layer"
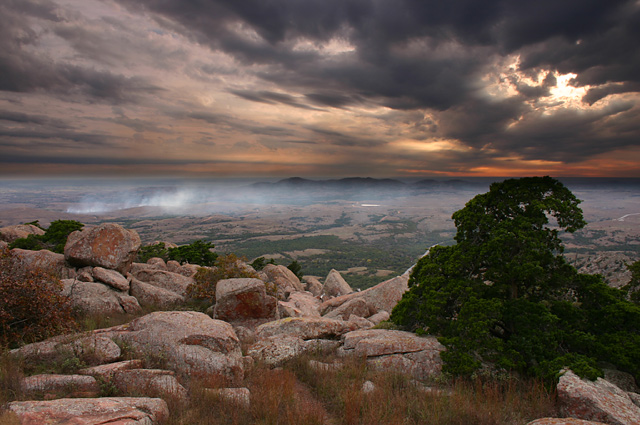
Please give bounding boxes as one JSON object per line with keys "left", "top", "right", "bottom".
{"left": 1, "top": 0, "right": 639, "bottom": 177}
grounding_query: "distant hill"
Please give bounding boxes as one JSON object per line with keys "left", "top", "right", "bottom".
{"left": 253, "top": 177, "right": 407, "bottom": 190}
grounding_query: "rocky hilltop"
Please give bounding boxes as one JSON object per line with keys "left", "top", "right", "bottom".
{"left": 1, "top": 223, "right": 639, "bottom": 424}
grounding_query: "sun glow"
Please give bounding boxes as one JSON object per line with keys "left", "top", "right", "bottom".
{"left": 482, "top": 55, "right": 591, "bottom": 111}
{"left": 393, "top": 139, "right": 470, "bottom": 153}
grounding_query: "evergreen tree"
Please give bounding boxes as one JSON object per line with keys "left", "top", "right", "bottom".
{"left": 392, "top": 177, "right": 640, "bottom": 383}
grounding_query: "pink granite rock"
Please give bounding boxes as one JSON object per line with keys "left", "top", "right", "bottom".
{"left": 61, "top": 279, "right": 141, "bottom": 315}
{"left": 341, "top": 329, "right": 445, "bottom": 380}
{"left": 261, "top": 264, "right": 305, "bottom": 299}
{"left": 10, "top": 248, "right": 75, "bottom": 279}
{"left": 278, "top": 291, "right": 321, "bottom": 318}
{"left": 303, "top": 276, "right": 323, "bottom": 296}
{"left": 557, "top": 369, "right": 640, "bottom": 425}
{"left": 10, "top": 334, "right": 121, "bottom": 365}
{"left": 113, "top": 369, "right": 188, "bottom": 402}
{"left": 255, "top": 317, "right": 357, "bottom": 341}
{"left": 214, "top": 278, "right": 277, "bottom": 321}
{"left": 324, "top": 297, "right": 371, "bottom": 320}
{"left": 322, "top": 269, "right": 352, "bottom": 298}
{"left": 131, "top": 268, "right": 193, "bottom": 296}
{"left": 64, "top": 223, "right": 140, "bottom": 274}
{"left": 7, "top": 397, "right": 169, "bottom": 424}
{"left": 321, "top": 274, "right": 409, "bottom": 317}
{"left": 129, "top": 276, "right": 184, "bottom": 307}
{"left": 92, "top": 266, "right": 130, "bottom": 291}
{"left": 21, "top": 374, "right": 99, "bottom": 399}
{"left": 97, "top": 311, "right": 244, "bottom": 385}
{"left": 79, "top": 359, "right": 144, "bottom": 380}
{"left": 0, "top": 224, "right": 44, "bottom": 242}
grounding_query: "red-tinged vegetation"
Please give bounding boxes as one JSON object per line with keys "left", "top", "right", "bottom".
{"left": 0, "top": 247, "right": 78, "bottom": 348}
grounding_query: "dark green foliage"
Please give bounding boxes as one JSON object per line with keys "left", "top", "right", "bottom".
{"left": 250, "top": 256, "right": 275, "bottom": 271}
{"left": 167, "top": 240, "right": 217, "bottom": 266}
{"left": 392, "top": 177, "right": 640, "bottom": 384}
{"left": 9, "top": 220, "right": 83, "bottom": 253}
{"left": 41, "top": 220, "right": 84, "bottom": 253}
{"left": 9, "top": 234, "right": 42, "bottom": 251}
{"left": 24, "top": 220, "right": 43, "bottom": 229}
{"left": 623, "top": 259, "right": 640, "bottom": 303}
{"left": 137, "top": 242, "right": 169, "bottom": 263}
{"left": 287, "top": 260, "right": 303, "bottom": 279}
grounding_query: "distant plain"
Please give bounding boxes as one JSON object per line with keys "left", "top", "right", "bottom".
{"left": 1, "top": 177, "right": 638, "bottom": 288}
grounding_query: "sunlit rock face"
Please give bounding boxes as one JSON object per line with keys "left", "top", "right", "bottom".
{"left": 64, "top": 223, "right": 141, "bottom": 274}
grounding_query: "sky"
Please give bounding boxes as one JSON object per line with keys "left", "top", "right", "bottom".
{"left": 1, "top": 0, "right": 639, "bottom": 178}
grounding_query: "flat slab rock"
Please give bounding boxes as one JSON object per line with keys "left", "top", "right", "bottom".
{"left": 21, "top": 374, "right": 100, "bottom": 399}
{"left": 341, "top": 329, "right": 445, "bottom": 380}
{"left": 255, "top": 317, "right": 358, "bottom": 340}
{"left": 10, "top": 334, "right": 121, "bottom": 365}
{"left": 248, "top": 334, "right": 340, "bottom": 366}
{"left": 6, "top": 397, "right": 169, "bottom": 425}
{"left": 342, "top": 329, "right": 444, "bottom": 356}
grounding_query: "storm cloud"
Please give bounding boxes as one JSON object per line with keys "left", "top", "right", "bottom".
{"left": 1, "top": 0, "right": 639, "bottom": 177}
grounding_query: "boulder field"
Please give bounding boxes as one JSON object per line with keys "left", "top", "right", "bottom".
{"left": 3, "top": 223, "right": 640, "bottom": 424}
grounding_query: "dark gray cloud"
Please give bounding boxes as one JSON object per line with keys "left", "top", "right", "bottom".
{"left": 113, "top": 0, "right": 640, "bottom": 140}
{"left": 230, "top": 89, "right": 323, "bottom": 110}
{"left": 0, "top": 110, "right": 73, "bottom": 129}
{"left": 307, "top": 127, "right": 382, "bottom": 147}
{"left": 0, "top": 0, "right": 160, "bottom": 102}
{"left": 1, "top": 0, "right": 639, "bottom": 177}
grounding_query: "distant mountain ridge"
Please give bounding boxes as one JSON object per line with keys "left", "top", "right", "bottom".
{"left": 252, "top": 177, "right": 484, "bottom": 190}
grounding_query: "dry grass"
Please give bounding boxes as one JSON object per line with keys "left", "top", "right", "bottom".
{"left": 0, "top": 350, "right": 557, "bottom": 425}
{"left": 0, "top": 354, "right": 23, "bottom": 406}
{"left": 287, "top": 354, "right": 557, "bottom": 425}
{"left": 160, "top": 354, "right": 556, "bottom": 425}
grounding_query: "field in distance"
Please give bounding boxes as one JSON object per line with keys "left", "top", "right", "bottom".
{"left": 1, "top": 177, "right": 638, "bottom": 289}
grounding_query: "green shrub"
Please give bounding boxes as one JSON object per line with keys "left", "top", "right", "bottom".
{"left": 9, "top": 220, "right": 83, "bottom": 253}
{"left": 250, "top": 256, "right": 275, "bottom": 271}
{"left": 168, "top": 240, "right": 217, "bottom": 266}
{"left": 287, "top": 260, "right": 304, "bottom": 279}
{"left": 137, "top": 242, "right": 169, "bottom": 263}
{"left": 186, "top": 254, "right": 258, "bottom": 303}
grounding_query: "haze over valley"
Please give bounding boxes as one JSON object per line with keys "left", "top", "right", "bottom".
{"left": 1, "top": 176, "right": 638, "bottom": 288}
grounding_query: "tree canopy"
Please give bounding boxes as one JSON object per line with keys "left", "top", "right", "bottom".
{"left": 391, "top": 176, "right": 640, "bottom": 383}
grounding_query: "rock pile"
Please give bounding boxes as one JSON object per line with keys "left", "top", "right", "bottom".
{"left": 4, "top": 223, "right": 640, "bottom": 424}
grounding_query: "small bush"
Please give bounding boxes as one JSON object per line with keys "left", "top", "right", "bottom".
{"left": 136, "top": 242, "right": 169, "bottom": 263}
{"left": 250, "top": 256, "right": 275, "bottom": 271}
{"left": 287, "top": 260, "right": 304, "bottom": 279}
{"left": 186, "top": 254, "right": 259, "bottom": 303}
{"left": 168, "top": 240, "right": 217, "bottom": 266}
{"left": 9, "top": 220, "right": 83, "bottom": 253}
{"left": 0, "top": 247, "right": 78, "bottom": 348}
